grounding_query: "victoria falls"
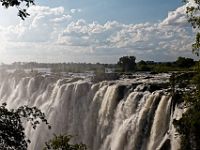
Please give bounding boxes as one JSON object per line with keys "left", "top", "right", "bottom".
{"left": 0, "top": 0, "right": 200, "bottom": 150}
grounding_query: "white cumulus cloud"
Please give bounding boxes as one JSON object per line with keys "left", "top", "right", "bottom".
{"left": 70, "top": 8, "right": 82, "bottom": 14}
{"left": 0, "top": 4, "right": 197, "bottom": 63}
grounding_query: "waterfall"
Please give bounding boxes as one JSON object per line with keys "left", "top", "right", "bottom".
{"left": 0, "top": 72, "right": 181, "bottom": 150}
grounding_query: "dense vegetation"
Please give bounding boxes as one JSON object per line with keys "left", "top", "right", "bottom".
{"left": 0, "top": 56, "right": 196, "bottom": 74}
{"left": 44, "top": 135, "right": 87, "bottom": 150}
{"left": 171, "top": 0, "right": 200, "bottom": 149}
{"left": 0, "top": 103, "right": 87, "bottom": 150}
{"left": 0, "top": 103, "right": 50, "bottom": 150}
{"left": 171, "top": 66, "right": 200, "bottom": 149}
{"left": 117, "top": 56, "right": 136, "bottom": 72}
{"left": 137, "top": 57, "right": 195, "bottom": 73}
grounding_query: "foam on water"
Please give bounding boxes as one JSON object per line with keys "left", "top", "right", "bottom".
{"left": 0, "top": 72, "right": 181, "bottom": 150}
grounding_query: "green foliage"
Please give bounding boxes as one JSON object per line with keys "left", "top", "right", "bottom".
{"left": 172, "top": 69, "right": 200, "bottom": 149}
{"left": 175, "top": 57, "right": 195, "bottom": 68}
{"left": 173, "top": 92, "right": 200, "bottom": 149}
{"left": 117, "top": 56, "right": 136, "bottom": 72}
{"left": 136, "top": 58, "right": 195, "bottom": 73}
{"left": 184, "top": 0, "right": 200, "bottom": 56}
{"left": 137, "top": 60, "right": 151, "bottom": 71}
{"left": 153, "top": 65, "right": 177, "bottom": 73}
{"left": 0, "top": 0, "right": 35, "bottom": 20}
{"left": 171, "top": 1, "right": 200, "bottom": 149}
{"left": 0, "top": 103, "right": 50, "bottom": 150}
{"left": 1, "top": 59, "right": 196, "bottom": 74}
{"left": 44, "top": 134, "right": 87, "bottom": 150}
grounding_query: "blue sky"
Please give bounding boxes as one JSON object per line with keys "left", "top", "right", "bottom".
{"left": 0, "top": 0, "right": 196, "bottom": 63}
{"left": 37, "top": 0, "right": 182, "bottom": 24}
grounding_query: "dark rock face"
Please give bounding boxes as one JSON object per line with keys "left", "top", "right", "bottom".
{"left": 92, "top": 73, "right": 120, "bottom": 83}
{"left": 160, "top": 139, "right": 171, "bottom": 150}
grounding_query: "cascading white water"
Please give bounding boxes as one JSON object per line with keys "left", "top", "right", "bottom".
{"left": 0, "top": 71, "right": 181, "bottom": 150}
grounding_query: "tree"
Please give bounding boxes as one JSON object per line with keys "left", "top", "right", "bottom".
{"left": 175, "top": 57, "right": 195, "bottom": 68}
{"left": 0, "top": 103, "right": 50, "bottom": 150}
{"left": 0, "top": 103, "right": 86, "bottom": 150}
{"left": 173, "top": 72, "right": 200, "bottom": 150}
{"left": 117, "top": 56, "right": 136, "bottom": 72}
{"left": 1, "top": 1, "right": 85, "bottom": 150}
{"left": 137, "top": 60, "right": 151, "bottom": 71}
{"left": 184, "top": 0, "right": 200, "bottom": 55}
{"left": 0, "top": 0, "right": 35, "bottom": 20}
{"left": 172, "top": 1, "right": 200, "bottom": 149}
{"left": 44, "top": 134, "right": 87, "bottom": 150}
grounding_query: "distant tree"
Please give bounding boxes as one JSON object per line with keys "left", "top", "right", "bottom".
{"left": 175, "top": 57, "right": 195, "bottom": 68}
{"left": 137, "top": 60, "right": 151, "bottom": 71}
{"left": 0, "top": 0, "right": 35, "bottom": 20}
{"left": 146, "top": 61, "right": 155, "bottom": 65}
{"left": 117, "top": 56, "right": 136, "bottom": 72}
{"left": 137, "top": 60, "right": 146, "bottom": 66}
{"left": 0, "top": 103, "right": 50, "bottom": 150}
{"left": 44, "top": 134, "right": 87, "bottom": 150}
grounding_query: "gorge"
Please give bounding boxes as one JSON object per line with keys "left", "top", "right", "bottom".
{"left": 0, "top": 71, "right": 183, "bottom": 150}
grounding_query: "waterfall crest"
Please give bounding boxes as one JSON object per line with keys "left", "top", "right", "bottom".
{"left": 0, "top": 72, "right": 181, "bottom": 150}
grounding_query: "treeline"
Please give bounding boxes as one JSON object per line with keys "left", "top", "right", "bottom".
{"left": 137, "top": 57, "right": 195, "bottom": 73}
{"left": 117, "top": 56, "right": 196, "bottom": 73}
{"left": 1, "top": 62, "right": 114, "bottom": 73}
{"left": 0, "top": 56, "right": 196, "bottom": 73}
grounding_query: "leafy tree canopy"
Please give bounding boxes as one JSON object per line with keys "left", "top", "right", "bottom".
{"left": 117, "top": 56, "right": 136, "bottom": 72}
{"left": 0, "top": 103, "right": 50, "bottom": 150}
{"left": 44, "top": 134, "right": 87, "bottom": 150}
{"left": 137, "top": 60, "right": 151, "bottom": 71}
{"left": 175, "top": 56, "right": 195, "bottom": 68}
{"left": 184, "top": 0, "right": 200, "bottom": 56}
{"left": 172, "top": 1, "right": 200, "bottom": 149}
{"left": 0, "top": 0, "right": 35, "bottom": 19}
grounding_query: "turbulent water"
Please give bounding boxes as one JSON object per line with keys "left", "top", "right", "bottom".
{"left": 0, "top": 71, "right": 182, "bottom": 150}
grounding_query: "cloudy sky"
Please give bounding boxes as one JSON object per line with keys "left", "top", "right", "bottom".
{"left": 0, "top": 0, "right": 197, "bottom": 63}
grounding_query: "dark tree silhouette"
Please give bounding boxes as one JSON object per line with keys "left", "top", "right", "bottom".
{"left": 44, "top": 134, "right": 87, "bottom": 150}
{"left": 175, "top": 57, "right": 195, "bottom": 68}
{"left": 117, "top": 56, "right": 136, "bottom": 72}
{"left": 137, "top": 60, "right": 151, "bottom": 71}
{"left": 0, "top": 103, "right": 50, "bottom": 150}
{"left": 0, "top": 0, "right": 35, "bottom": 19}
